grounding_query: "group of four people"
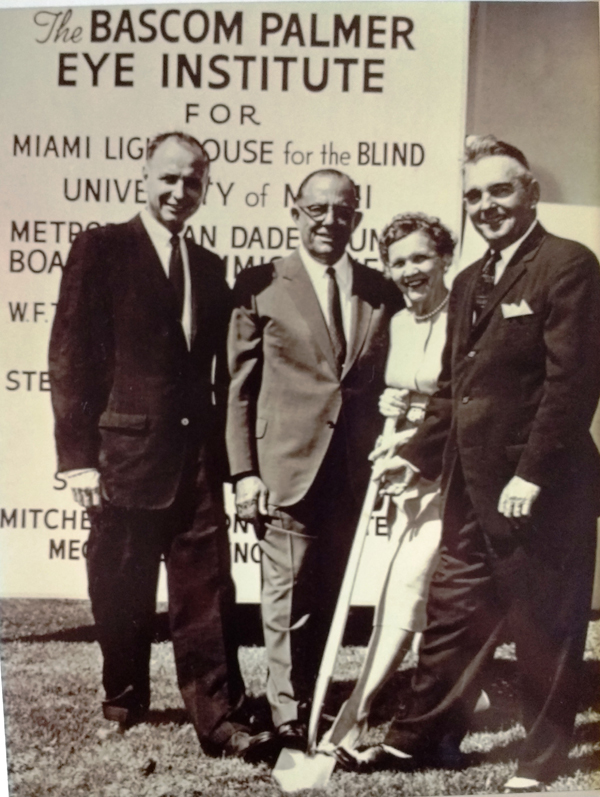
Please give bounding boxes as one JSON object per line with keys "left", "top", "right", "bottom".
{"left": 49, "top": 130, "right": 600, "bottom": 790}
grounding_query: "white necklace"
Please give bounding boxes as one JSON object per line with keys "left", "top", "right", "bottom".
{"left": 414, "top": 292, "right": 449, "bottom": 322}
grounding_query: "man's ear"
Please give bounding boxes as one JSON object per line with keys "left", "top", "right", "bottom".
{"left": 199, "top": 171, "right": 210, "bottom": 203}
{"left": 142, "top": 165, "right": 148, "bottom": 181}
{"left": 529, "top": 179, "right": 540, "bottom": 208}
{"left": 291, "top": 207, "right": 300, "bottom": 223}
{"left": 351, "top": 211, "right": 363, "bottom": 232}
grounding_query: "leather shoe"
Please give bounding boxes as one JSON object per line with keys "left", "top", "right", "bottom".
{"left": 220, "top": 730, "right": 279, "bottom": 764}
{"left": 276, "top": 720, "right": 308, "bottom": 752}
{"left": 503, "top": 777, "right": 544, "bottom": 793}
{"left": 337, "top": 743, "right": 413, "bottom": 773}
{"left": 429, "top": 733, "right": 466, "bottom": 770}
{"left": 102, "top": 703, "right": 147, "bottom": 732}
{"left": 333, "top": 745, "right": 363, "bottom": 772}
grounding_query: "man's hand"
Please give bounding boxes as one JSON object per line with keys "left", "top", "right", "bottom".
{"left": 379, "top": 388, "right": 410, "bottom": 418}
{"left": 369, "top": 428, "right": 415, "bottom": 464}
{"left": 369, "top": 428, "right": 419, "bottom": 493}
{"left": 235, "top": 475, "right": 269, "bottom": 520}
{"left": 498, "top": 475, "right": 541, "bottom": 518}
{"left": 67, "top": 469, "right": 101, "bottom": 508}
{"left": 372, "top": 455, "right": 419, "bottom": 494}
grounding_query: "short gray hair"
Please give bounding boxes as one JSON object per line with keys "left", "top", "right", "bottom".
{"left": 146, "top": 132, "right": 210, "bottom": 174}
{"left": 379, "top": 212, "right": 456, "bottom": 267}
{"left": 464, "top": 135, "right": 534, "bottom": 188}
{"left": 296, "top": 169, "right": 359, "bottom": 207}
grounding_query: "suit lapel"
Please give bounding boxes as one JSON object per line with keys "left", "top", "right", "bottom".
{"left": 186, "top": 238, "right": 201, "bottom": 347}
{"left": 281, "top": 251, "right": 340, "bottom": 376}
{"left": 471, "top": 262, "right": 526, "bottom": 334}
{"left": 130, "top": 215, "right": 187, "bottom": 348}
{"left": 281, "top": 252, "right": 377, "bottom": 379}
{"left": 130, "top": 214, "right": 166, "bottom": 285}
{"left": 342, "top": 260, "right": 374, "bottom": 379}
{"left": 470, "top": 223, "right": 546, "bottom": 336}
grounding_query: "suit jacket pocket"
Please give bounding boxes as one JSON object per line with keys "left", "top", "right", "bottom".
{"left": 98, "top": 410, "right": 149, "bottom": 433}
{"left": 497, "top": 314, "right": 541, "bottom": 345}
{"left": 505, "top": 443, "right": 526, "bottom": 462}
{"left": 501, "top": 314, "right": 537, "bottom": 325}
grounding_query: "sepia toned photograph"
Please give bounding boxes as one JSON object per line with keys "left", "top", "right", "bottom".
{"left": 0, "top": 2, "right": 599, "bottom": 795}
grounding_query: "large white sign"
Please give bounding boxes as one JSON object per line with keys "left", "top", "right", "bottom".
{"left": 0, "top": 1, "right": 469, "bottom": 600}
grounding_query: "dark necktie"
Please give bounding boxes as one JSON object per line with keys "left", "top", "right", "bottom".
{"left": 169, "top": 234, "right": 184, "bottom": 320}
{"left": 472, "top": 248, "right": 501, "bottom": 324}
{"left": 326, "top": 266, "right": 346, "bottom": 375}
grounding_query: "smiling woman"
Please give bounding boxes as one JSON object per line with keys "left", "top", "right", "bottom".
{"left": 380, "top": 213, "right": 453, "bottom": 316}
{"left": 322, "top": 212, "right": 458, "bottom": 756}
{"left": 386, "top": 231, "right": 448, "bottom": 317}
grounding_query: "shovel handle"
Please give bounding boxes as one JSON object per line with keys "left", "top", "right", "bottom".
{"left": 306, "top": 415, "right": 397, "bottom": 754}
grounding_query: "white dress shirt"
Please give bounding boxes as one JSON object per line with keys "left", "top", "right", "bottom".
{"left": 140, "top": 208, "right": 192, "bottom": 348}
{"left": 299, "top": 245, "right": 353, "bottom": 342}
{"left": 494, "top": 219, "right": 538, "bottom": 284}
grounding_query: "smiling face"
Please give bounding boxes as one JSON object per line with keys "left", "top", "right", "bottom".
{"left": 143, "top": 137, "right": 208, "bottom": 233}
{"left": 386, "top": 230, "right": 449, "bottom": 315}
{"left": 463, "top": 155, "right": 539, "bottom": 250}
{"left": 291, "top": 173, "right": 362, "bottom": 265}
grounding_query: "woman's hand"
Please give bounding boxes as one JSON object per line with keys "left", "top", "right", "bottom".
{"left": 379, "top": 388, "right": 410, "bottom": 418}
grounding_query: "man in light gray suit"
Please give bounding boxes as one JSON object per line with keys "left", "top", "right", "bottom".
{"left": 227, "top": 169, "right": 402, "bottom": 751}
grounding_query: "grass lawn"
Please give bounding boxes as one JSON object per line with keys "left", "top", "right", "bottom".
{"left": 0, "top": 599, "right": 598, "bottom": 797}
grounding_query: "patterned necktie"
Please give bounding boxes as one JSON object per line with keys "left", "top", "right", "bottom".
{"left": 472, "top": 248, "right": 501, "bottom": 324}
{"left": 326, "top": 266, "right": 346, "bottom": 375}
{"left": 169, "top": 234, "right": 184, "bottom": 320}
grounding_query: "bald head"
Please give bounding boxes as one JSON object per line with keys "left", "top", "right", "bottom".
{"left": 292, "top": 170, "right": 362, "bottom": 265}
{"left": 296, "top": 169, "right": 359, "bottom": 206}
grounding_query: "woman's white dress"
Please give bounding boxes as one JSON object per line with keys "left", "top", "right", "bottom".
{"left": 373, "top": 304, "right": 448, "bottom": 631}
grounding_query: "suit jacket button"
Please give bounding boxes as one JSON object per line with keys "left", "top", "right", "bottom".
{"left": 467, "top": 350, "right": 476, "bottom": 358}
{"left": 327, "top": 420, "right": 335, "bottom": 429}
{"left": 461, "top": 396, "right": 470, "bottom": 404}
{"left": 181, "top": 417, "right": 190, "bottom": 426}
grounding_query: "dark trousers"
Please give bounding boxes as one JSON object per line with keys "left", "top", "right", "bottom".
{"left": 259, "top": 432, "right": 362, "bottom": 727}
{"left": 86, "top": 456, "right": 245, "bottom": 744}
{"left": 385, "top": 461, "right": 596, "bottom": 782}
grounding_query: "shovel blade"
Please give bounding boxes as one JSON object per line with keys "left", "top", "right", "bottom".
{"left": 272, "top": 748, "right": 336, "bottom": 792}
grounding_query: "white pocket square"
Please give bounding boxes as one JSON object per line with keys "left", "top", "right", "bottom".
{"left": 501, "top": 300, "right": 534, "bottom": 318}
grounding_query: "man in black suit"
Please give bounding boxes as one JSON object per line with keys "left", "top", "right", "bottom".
{"left": 49, "top": 132, "right": 273, "bottom": 760}
{"left": 226, "top": 170, "right": 401, "bottom": 749}
{"left": 361, "top": 136, "right": 600, "bottom": 789}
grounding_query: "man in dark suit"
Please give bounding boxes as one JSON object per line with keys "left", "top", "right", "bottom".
{"left": 49, "top": 132, "right": 273, "bottom": 760}
{"left": 360, "top": 136, "right": 600, "bottom": 789}
{"left": 226, "top": 169, "right": 401, "bottom": 749}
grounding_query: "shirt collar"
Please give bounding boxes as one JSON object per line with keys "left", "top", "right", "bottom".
{"left": 497, "top": 219, "right": 538, "bottom": 265}
{"left": 299, "top": 244, "right": 352, "bottom": 289}
{"left": 140, "top": 208, "right": 182, "bottom": 250}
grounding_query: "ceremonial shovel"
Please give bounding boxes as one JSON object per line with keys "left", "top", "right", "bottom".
{"left": 272, "top": 417, "right": 397, "bottom": 792}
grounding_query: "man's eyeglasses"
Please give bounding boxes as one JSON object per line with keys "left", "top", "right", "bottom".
{"left": 296, "top": 203, "right": 357, "bottom": 225}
